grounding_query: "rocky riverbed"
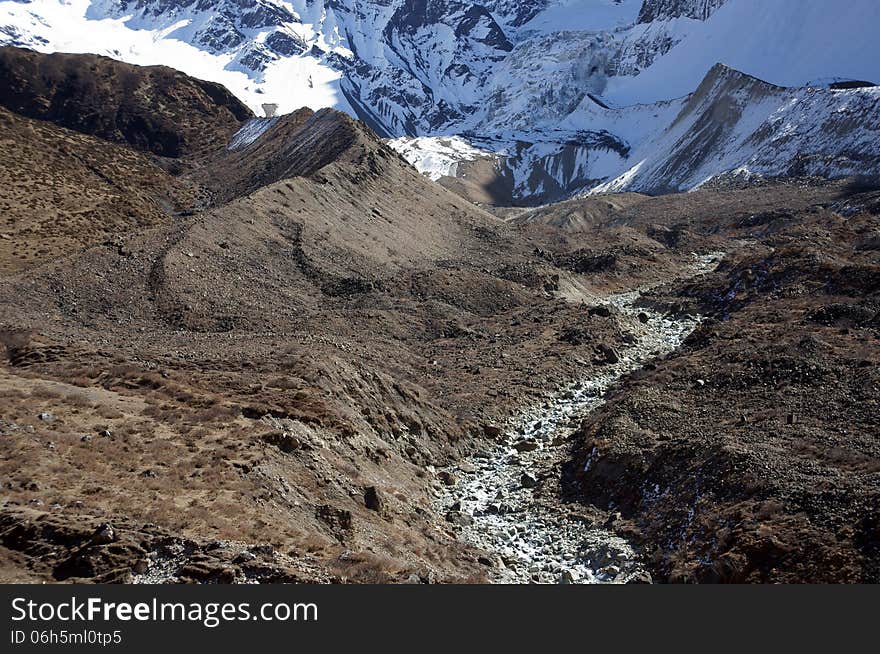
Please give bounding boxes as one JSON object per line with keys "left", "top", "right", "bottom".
{"left": 436, "top": 253, "right": 722, "bottom": 584}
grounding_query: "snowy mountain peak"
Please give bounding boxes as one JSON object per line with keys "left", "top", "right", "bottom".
{"left": 2, "top": 0, "right": 879, "bottom": 201}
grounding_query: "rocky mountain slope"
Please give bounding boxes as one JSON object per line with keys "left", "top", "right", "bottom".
{"left": 0, "top": 48, "right": 641, "bottom": 583}
{"left": 1, "top": 48, "right": 877, "bottom": 584}
{"left": 2, "top": 0, "right": 879, "bottom": 201}
{"left": 0, "top": 45, "right": 252, "bottom": 158}
{"left": 565, "top": 188, "right": 880, "bottom": 583}
{"left": 589, "top": 65, "right": 880, "bottom": 195}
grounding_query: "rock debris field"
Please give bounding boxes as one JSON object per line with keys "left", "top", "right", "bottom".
{"left": 437, "top": 254, "right": 722, "bottom": 584}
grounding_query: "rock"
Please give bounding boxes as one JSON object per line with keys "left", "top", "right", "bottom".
{"left": 513, "top": 439, "right": 538, "bottom": 452}
{"left": 37, "top": 412, "right": 54, "bottom": 422}
{"left": 595, "top": 344, "right": 620, "bottom": 365}
{"left": 586, "top": 545, "right": 613, "bottom": 567}
{"left": 482, "top": 424, "right": 503, "bottom": 439}
{"left": 445, "top": 511, "right": 473, "bottom": 527}
{"left": 589, "top": 305, "right": 612, "bottom": 318}
{"left": 90, "top": 523, "right": 116, "bottom": 545}
{"left": 80, "top": 434, "right": 92, "bottom": 443}
{"left": 637, "top": 312, "right": 650, "bottom": 324}
{"left": 363, "top": 486, "right": 384, "bottom": 513}
{"left": 477, "top": 555, "right": 495, "bottom": 567}
{"left": 521, "top": 472, "right": 539, "bottom": 489}
{"left": 262, "top": 431, "right": 301, "bottom": 453}
{"left": 437, "top": 470, "right": 457, "bottom": 486}
{"left": 233, "top": 551, "right": 257, "bottom": 564}
{"left": 141, "top": 469, "right": 158, "bottom": 478}
{"left": 250, "top": 544, "right": 275, "bottom": 558}
{"left": 132, "top": 559, "right": 149, "bottom": 574}
{"left": 560, "top": 569, "right": 579, "bottom": 584}
{"left": 315, "top": 505, "right": 353, "bottom": 532}
{"left": 458, "top": 462, "right": 476, "bottom": 474}
{"left": 98, "top": 430, "right": 112, "bottom": 438}
{"left": 626, "top": 571, "right": 654, "bottom": 584}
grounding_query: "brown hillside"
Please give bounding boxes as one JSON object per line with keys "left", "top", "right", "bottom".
{"left": 0, "top": 45, "right": 252, "bottom": 158}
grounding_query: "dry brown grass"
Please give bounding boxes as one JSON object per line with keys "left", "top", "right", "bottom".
{"left": 0, "top": 328, "right": 32, "bottom": 360}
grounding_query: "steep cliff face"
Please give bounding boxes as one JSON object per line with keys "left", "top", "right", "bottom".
{"left": 637, "top": 0, "right": 727, "bottom": 22}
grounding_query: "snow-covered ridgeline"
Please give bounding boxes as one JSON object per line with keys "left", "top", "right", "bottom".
{"left": 2, "top": 1, "right": 879, "bottom": 199}
{"left": 392, "top": 66, "right": 880, "bottom": 200}
{"left": 4, "top": 1, "right": 879, "bottom": 135}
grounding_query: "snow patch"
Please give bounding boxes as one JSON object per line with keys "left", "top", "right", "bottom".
{"left": 387, "top": 136, "right": 495, "bottom": 180}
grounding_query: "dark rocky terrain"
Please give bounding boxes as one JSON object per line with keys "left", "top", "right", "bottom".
{"left": 0, "top": 47, "right": 251, "bottom": 158}
{"left": 564, "top": 197, "right": 880, "bottom": 582}
{"left": 0, "top": 46, "right": 877, "bottom": 584}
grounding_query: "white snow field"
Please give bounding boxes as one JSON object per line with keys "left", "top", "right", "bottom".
{"left": 3, "top": 0, "right": 878, "bottom": 198}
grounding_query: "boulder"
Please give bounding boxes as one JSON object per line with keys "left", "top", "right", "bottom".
{"left": 262, "top": 431, "right": 301, "bottom": 453}
{"left": 437, "top": 470, "right": 457, "bottom": 486}
{"left": 445, "top": 511, "right": 474, "bottom": 527}
{"left": 521, "top": 472, "right": 539, "bottom": 489}
{"left": 595, "top": 344, "right": 620, "bottom": 365}
{"left": 90, "top": 523, "right": 116, "bottom": 545}
{"left": 233, "top": 551, "right": 257, "bottom": 564}
{"left": 363, "top": 486, "right": 384, "bottom": 513}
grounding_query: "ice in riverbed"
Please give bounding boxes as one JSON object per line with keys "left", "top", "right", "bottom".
{"left": 436, "top": 253, "right": 722, "bottom": 584}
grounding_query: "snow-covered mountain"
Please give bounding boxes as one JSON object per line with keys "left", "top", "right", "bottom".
{"left": 591, "top": 64, "right": 880, "bottom": 195}
{"left": 3, "top": 0, "right": 879, "bottom": 201}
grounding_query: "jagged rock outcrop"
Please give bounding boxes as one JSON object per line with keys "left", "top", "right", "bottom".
{"left": 637, "top": 0, "right": 727, "bottom": 23}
